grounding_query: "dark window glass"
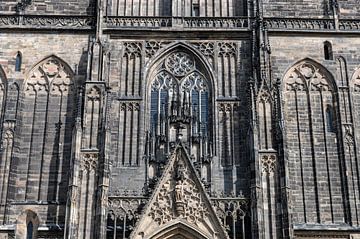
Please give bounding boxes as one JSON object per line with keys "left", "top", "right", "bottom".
{"left": 326, "top": 106, "right": 335, "bottom": 132}
{"left": 27, "top": 222, "right": 33, "bottom": 239}
{"left": 324, "top": 41, "right": 333, "bottom": 60}
{"left": 192, "top": 4, "right": 200, "bottom": 16}
{"left": 15, "top": 52, "right": 22, "bottom": 72}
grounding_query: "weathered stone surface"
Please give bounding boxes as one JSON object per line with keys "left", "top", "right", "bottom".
{"left": 0, "top": 0, "right": 359, "bottom": 239}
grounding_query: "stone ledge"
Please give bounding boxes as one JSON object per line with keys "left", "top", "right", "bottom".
{"left": 0, "top": 15, "right": 95, "bottom": 30}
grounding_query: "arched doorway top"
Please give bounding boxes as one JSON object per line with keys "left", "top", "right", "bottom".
{"left": 149, "top": 221, "right": 210, "bottom": 239}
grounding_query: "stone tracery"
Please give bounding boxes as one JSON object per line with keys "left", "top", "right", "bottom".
{"left": 283, "top": 59, "right": 343, "bottom": 226}
{"left": 148, "top": 157, "right": 209, "bottom": 226}
{"left": 285, "top": 61, "right": 332, "bottom": 92}
{"left": 145, "top": 50, "right": 213, "bottom": 194}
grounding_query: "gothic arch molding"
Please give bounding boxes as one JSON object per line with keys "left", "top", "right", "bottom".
{"left": 144, "top": 42, "right": 217, "bottom": 95}
{"left": 350, "top": 66, "right": 360, "bottom": 92}
{"left": 18, "top": 54, "right": 76, "bottom": 202}
{"left": 15, "top": 209, "right": 40, "bottom": 239}
{"left": 144, "top": 43, "right": 217, "bottom": 149}
{"left": 0, "top": 64, "right": 8, "bottom": 105}
{"left": 24, "top": 54, "right": 75, "bottom": 92}
{"left": 0, "top": 65, "right": 7, "bottom": 84}
{"left": 143, "top": 44, "right": 216, "bottom": 166}
{"left": 281, "top": 58, "right": 337, "bottom": 93}
{"left": 149, "top": 221, "right": 210, "bottom": 239}
{"left": 144, "top": 43, "right": 216, "bottom": 128}
{"left": 281, "top": 57, "right": 345, "bottom": 225}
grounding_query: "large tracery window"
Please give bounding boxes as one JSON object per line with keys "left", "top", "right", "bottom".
{"left": 146, "top": 50, "right": 212, "bottom": 175}
{"left": 150, "top": 52, "right": 210, "bottom": 138}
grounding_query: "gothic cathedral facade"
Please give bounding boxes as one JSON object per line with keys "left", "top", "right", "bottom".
{"left": 0, "top": 0, "right": 360, "bottom": 238}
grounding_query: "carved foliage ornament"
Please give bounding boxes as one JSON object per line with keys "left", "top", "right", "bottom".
{"left": 80, "top": 152, "right": 98, "bottom": 172}
{"left": 285, "top": 62, "right": 332, "bottom": 92}
{"left": 261, "top": 154, "right": 276, "bottom": 174}
{"left": 149, "top": 157, "right": 209, "bottom": 225}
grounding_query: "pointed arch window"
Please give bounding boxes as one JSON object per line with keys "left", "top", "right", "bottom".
{"left": 147, "top": 50, "right": 213, "bottom": 173}
{"left": 150, "top": 52, "right": 210, "bottom": 138}
{"left": 324, "top": 41, "right": 333, "bottom": 60}
{"left": 15, "top": 52, "right": 22, "bottom": 72}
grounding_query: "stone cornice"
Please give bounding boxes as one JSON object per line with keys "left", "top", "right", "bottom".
{"left": 265, "top": 17, "right": 360, "bottom": 32}
{"left": 0, "top": 14, "right": 359, "bottom": 33}
{"left": 0, "top": 14, "right": 95, "bottom": 30}
{"left": 103, "top": 16, "right": 250, "bottom": 30}
{"left": 104, "top": 16, "right": 360, "bottom": 34}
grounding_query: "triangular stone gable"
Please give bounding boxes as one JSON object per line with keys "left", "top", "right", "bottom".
{"left": 131, "top": 144, "right": 229, "bottom": 239}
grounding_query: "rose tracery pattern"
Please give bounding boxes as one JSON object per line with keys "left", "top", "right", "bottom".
{"left": 80, "top": 152, "right": 98, "bottom": 172}
{"left": 165, "top": 52, "right": 195, "bottom": 77}
{"left": 261, "top": 154, "right": 276, "bottom": 174}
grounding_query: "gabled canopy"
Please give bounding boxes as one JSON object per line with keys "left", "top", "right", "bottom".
{"left": 130, "top": 144, "right": 228, "bottom": 239}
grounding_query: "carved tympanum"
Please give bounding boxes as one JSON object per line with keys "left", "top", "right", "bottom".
{"left": 131, "top": 145, "right": 229, "bottom": 239}
{"left": 149, "top": 156, "right": 209, "bottom": 225}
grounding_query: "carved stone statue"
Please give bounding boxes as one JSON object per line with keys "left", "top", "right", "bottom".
{"left": 175, "top": 179, "right": 184, "bottom": 202}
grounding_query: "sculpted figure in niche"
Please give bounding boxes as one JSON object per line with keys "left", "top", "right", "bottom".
{"left": 174, "top": 160, "right": 186, "bottom": 203}
{"left": 175, "top": 179, "right": 184, "bottom": 202}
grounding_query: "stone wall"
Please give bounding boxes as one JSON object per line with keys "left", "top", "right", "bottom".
{"left": 106, "top": 39, "right": 252, "bottom": 196}
{"left": 262, "top": 0, "right": 360, "bottom": 18}
{"left": 262, "top": 0, "right": 329, "bottom": 17}
{"left": 105, "top": 0, "right": 247, "bottom": 16}
{"left": 338, "top": 0, "right": 360, "bottom": 18}
{"left": 0, "top": 0, "right": 95, "bottom": 15}
{"left": 0, "top": 33, "right": 89, "bottom": 232}
{"left": 269, "top": 35, "right": 360, "bottom": 229}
